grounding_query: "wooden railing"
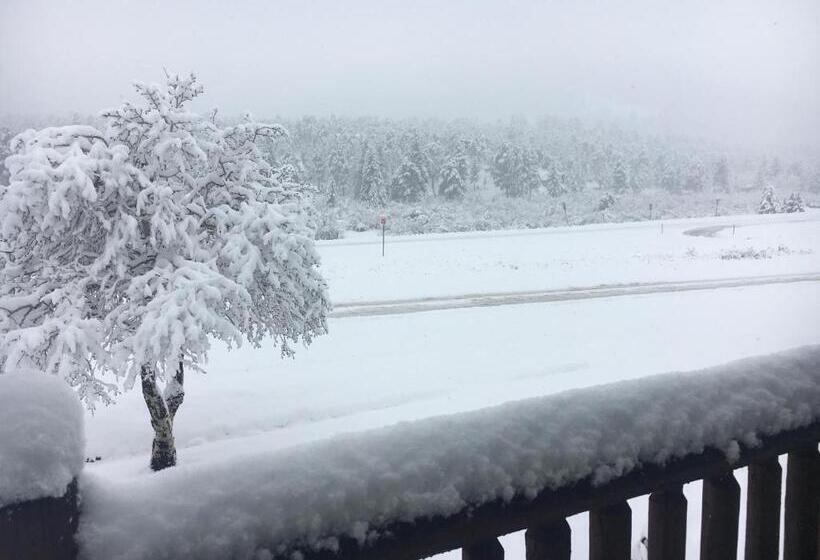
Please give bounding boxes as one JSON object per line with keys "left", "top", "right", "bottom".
{"left": 274, "top": 422, "right": 819, "bottom": 560}
{"left": 0, "top": 479, "right": 78, "bottom": 560}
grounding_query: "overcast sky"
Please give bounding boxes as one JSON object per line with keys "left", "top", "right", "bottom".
{"left": 1, "top": 0, "right": 818, "bottom": 151}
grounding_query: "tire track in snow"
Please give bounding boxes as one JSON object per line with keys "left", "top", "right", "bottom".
{"left": 330, "top": 272, "right": 820, "bottom": 318}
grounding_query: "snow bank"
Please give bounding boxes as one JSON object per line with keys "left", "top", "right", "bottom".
{"left": 79, "top": 346, "right": 820, "bottom": 560}
{"left": 0, "top": 372, "right": 85, "bottom": 507}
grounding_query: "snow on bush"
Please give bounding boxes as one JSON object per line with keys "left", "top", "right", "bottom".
{"left": 78, "top": 346, "right": 820, "bottom": 560}
{"left": 0, "top": 372, "right": 84, "bottom": 507}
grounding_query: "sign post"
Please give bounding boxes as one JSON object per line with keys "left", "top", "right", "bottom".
{"left": 380, "top": 215, "right": 386, "bottom": 257}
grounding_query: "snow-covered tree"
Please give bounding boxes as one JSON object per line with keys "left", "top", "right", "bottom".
{"left": 491, "top": 142, "right": 540, "bottom": 198}
{"left": 713, "top": 157, "right": 730, "bottom": 192}
{"left": 327, "top": 143, "right": 351, "bottom": 197}
{"left": 782, "top": 192, "right": 805, "bottom": 213}
{"left": 544, "top": 161, "right": 567, "bottom": 197}
{"left": 0, "top": 127, "right": 13, "bottom": 185}
{"left": 0, "top": 73, "right": 330, "bottom": 471}
{"left": 683, "top": 160, "right": 706, "bottom": 192}
{"left": 658, "top": 156, "right": 681, "bottom": 193}
{"left": 391, "top": 157, "right": 427, "bottom": 202}
{"left": 758, "top": 185, "right": 779, "bottom": 214}
{"left": 438, "top": 152, "right": 469, "bottom": 200}
{"left": 597, "top": 192, "right": 616, "bottom": 211}
{"left": 356, "top": 144, "right": 385, "bottom": 206}
{"left": 611, "top": 160, "right": 628, "bottom": 192}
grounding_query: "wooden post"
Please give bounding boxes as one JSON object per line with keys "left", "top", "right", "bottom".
{"left": 463, "top": 537, "right": 504, "bottom": 560}
{"left": 648, "top": 485, "right": 687, "bottom": 560}
{"left": 784, "top": 446, "right": 819, "bottom": 560}
{"left": 745, "top": 457, "right": 782, "bottom": 560}
{"left": 590, "top": 501, "right": 631, "bottom": 560}
{"left": 525, "top": 518, "right": 570, "bottom": 560}
{"left": 700, "top": 472, "right": 740, "bottom": 560}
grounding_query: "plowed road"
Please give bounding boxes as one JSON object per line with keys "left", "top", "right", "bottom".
{"left": 331, "top": 272, "right": 820, "bottom": 318}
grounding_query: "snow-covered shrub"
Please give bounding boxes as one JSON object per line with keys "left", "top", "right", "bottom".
{"left": 596, "top": 192, "right": 616, "bottom": 211}
{"left": 719, "top": 246, "right": 793, "bottom": 260}
{"left": 757, "top": 185, "right": 778, "bottom": 214}
{"left": 0, "top": 73, "right": 330, "bottom": 470}
{"left": 0, "top": 372, "right": 84, "bottom": 507}
{"left": 314, "top": 215, "right": 345, "bottom": 240}
{"left": 782, "top": 192, "right": 805, "bottom": 213}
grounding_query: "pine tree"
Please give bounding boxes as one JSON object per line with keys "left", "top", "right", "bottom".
{"left": 357, "top": 144, "right": 385, "bottom": 206}
{"left": 0, "top": 127, "right": 13, "bottom": 185}
{"left": 758, "top": 185, "right": 779, "bottom": 214}
{"left": 684, "top": 160, "right": 706, "bottom": 191}
{"left": 491, "top": 142, "right": 540, "bottom": 198}
{"left": 782, "top": 192, "right": 805, "bottom": 213}
{"left": 713, "top": 157, "right": 730, "bottom": 192}
{"left": 407, "top": 136, "right": 432, "bottom": 192}
{"left": 391, "top": 158, "right": 427, "bottom": 202}
{"left": 611, "top": 160, "right": 628, "bottom": 192}
{"left": 661, "top": 163, "right": 680, "bottom": 192}
{"left": 327, "top": 144, "right": 350, "bottom": 197}
{"left": 439, "top": 153, "right": 468, "bottom": 200}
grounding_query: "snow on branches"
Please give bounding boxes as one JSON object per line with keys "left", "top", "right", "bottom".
{"left": 0, "top": 73, "right": 330, "bottom": 409}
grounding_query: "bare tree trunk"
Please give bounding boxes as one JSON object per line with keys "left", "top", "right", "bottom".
{"left": 140, "top": 362, "right": 185, "bottom": 471}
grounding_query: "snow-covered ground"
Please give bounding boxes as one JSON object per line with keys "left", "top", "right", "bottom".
{"left": 78, "top": 211, "right": 820, "bottom": 559}
{"left": 319, "top": 210, "right": 819, "bottom": 303}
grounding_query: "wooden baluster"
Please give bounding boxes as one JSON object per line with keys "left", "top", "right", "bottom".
{"left": 745, "top": 457, "right": 782, "bottom": 560}
{"left": 783, "top": 446, "right": 819, "bottom": 560}
{"left": 648, "top": 485, "right": 687, "bottom": 560}
{"left": 463, "top": 537, "right": 504, "bottom": 560}
{"left": 525, "top": 518, "right": 571, "bottom": 560}
{"left": 590, "top": 501, "right": 632, "bottom": 560}
{"left": 700, "top": 472, "right": 740, "bottom": 560}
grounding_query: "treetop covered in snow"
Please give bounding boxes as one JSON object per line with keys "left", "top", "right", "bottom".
{"left": 0, "top": 73, "right": 330, "bottom": 407}
{"left": 0, "top": 371, "right": 84, "bottom": 508}
{"left": 78, "top": 345, "right": 820, "bottom": 559}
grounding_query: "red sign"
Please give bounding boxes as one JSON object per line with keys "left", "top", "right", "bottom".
{"left": 380, "top": 216, "right": 386, "bottom": 225}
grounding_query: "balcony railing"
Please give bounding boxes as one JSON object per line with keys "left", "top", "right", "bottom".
{"left": 273, "top": 422, "right": 819, "bottom": 560}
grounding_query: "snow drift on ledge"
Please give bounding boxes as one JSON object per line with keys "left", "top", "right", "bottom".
{"left": 0, "top": 371, "right": 85, "bottom": 508}
{"left": 78, "top": 346, "right": 820, "bottom": 560}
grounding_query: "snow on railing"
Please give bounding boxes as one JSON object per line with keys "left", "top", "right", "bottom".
{"left": 0, "top": 371, "right": 85, "bottom": 560}
{"left": 78, "top": 347, "right": 820, "bottom": 560}
{"left": 0, "top": 371, "right": 84, "bottom": 507}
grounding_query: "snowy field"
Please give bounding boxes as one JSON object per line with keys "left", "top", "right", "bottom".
{"left": 80, "top": 211, "right": 820, "bottom": 559}
{"left": 320, "top": 210, "right": 820, "bottom": 303}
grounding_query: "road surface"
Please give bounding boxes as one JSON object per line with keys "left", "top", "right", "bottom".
{"left": 331, "top": 272, "right": 820, "bottom": 317}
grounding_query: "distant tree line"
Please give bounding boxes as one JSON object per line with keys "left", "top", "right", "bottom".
{"left": 2, "top": 115, "right": 818, "bottom": 201}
